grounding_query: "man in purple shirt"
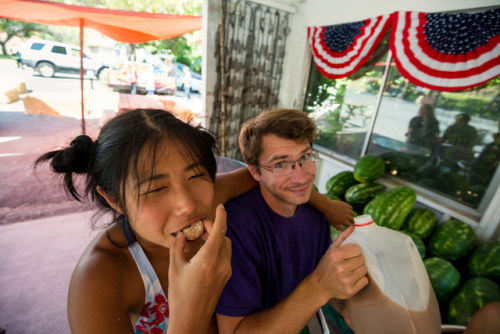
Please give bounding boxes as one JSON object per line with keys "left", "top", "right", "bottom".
{"left": 216, "top": 108, "right": 368, "bottom": 333}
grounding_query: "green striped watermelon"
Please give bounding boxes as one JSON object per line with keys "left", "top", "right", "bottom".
{"left": 428, "top": 219, "right": 477, "bottom": 262}
{"left": 447, "top": 277, "right": 500, "bottom": 326}
{"left": 401, "top": 231, "right": 426, "bottom": 259}
{"left": 363, "top": 186, "right": 416, "bottom": 230}
{"left": 401, "top": 207, "right": 438, "bottom": 239}
{"left": 326, "top": 171, "right": 358, "bottom": 197}
{"left": 380, "top": 151, "right": 420, "bottom": 174}
{"left": 353, "top": 155, "right": 386, "bottom": 183}
{"left": 424, "top": 257, "right": 460, "bottom": 303}
{"left": 415, "top": 164, "right": 441, "bottom": 180}
{"left": 344, "top": 183, "right": 385, "bottom": 207}
{"left": 435, "top": 171, "right": 471, "bottom": 201}
{"left": 323, "top": 193, "right": 341, "bottom": 201}
{"left": 468, "top": 241, "right": 500, "bottom": 282}
{"left": 330, "top": 226, "right": 341, "bottom": 242}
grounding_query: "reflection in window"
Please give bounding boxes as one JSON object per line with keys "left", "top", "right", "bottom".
{"left": 304, "top": 37, "right": 388, "bottom": 160}
{"left": 305, "top": 37, "right": 500, "bottom": 210}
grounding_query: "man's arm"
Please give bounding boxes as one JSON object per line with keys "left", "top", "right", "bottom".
{"left": 217, "top": 227, "right": 368, "bottom": 334}
{"left": 309, "top": 189, "right": 355, "bottom": 231}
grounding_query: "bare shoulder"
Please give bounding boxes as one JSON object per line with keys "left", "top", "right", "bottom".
{"left": 68, "top": 225, "right": 142, "bottom": 333}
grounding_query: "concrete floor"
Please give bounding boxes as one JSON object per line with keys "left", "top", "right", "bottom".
{"left": 0, "top": 157, "right": 245, "bottom": 334}
{"left": 0, "top": 211, "right": 98, "bottom": 334}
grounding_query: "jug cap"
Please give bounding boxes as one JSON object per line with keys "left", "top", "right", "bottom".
{"left": 353, "top": 215, "right": 374, "bottom": 227}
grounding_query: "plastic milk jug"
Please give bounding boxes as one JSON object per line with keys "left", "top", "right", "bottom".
{"left": 341, "top": 215, "right": 441, "bottom": 334}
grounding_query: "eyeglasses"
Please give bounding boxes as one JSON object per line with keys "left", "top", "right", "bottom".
{"left": 257, "top": 150, "right": 319, "bottom": 176}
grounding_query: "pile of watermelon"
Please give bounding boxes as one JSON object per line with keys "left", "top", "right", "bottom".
{"left": 324, "top": 155, "right": 500, "bottom": 326}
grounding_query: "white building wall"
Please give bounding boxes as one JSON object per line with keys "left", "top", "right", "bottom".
{"left": 203, "top": 0, "right": 500, "bottom": 239}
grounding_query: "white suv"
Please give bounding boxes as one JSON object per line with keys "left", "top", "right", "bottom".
{"left": 20, "top": 39, "right": 108, "bottom": 78}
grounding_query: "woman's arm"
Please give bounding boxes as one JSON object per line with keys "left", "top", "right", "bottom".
{"left": 212, "top": 167, "right": 257, "bottom": 213}
{"left": 309, "top": 189, "right": 354, "bottom": 231}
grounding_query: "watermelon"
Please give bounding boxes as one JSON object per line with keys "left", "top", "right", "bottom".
{"left": 435, "top": 171, "right": 471, "bottom": 201}
{"left": 417, "top": 178, "right": 438, "bottom": 189}
{"left": 427, "top": 219, "right": 477, "bottom": 262}
{"left": 363, "top": 186, "right": 416, "bottom": 230}
{"left": 424, "top": 257, "right": 461, "bottom": 303}
{"left": 415, "top": 164, "right": 441, "bottom": 180}
{"left": 401, "top": 207, "right": 438, "bottom": 239}
{"left": 326, "top": 171, "right": 358, "bottom": 197}
{"left": 461, "top": 184, "right": 486, "bottom": 207}
{"left": 344, "top": 183, "right": 385, "bottom": 207}
{"left": 468, "top": 241, "right": 500, "bottom": 282}
{"left": 353, "top": 155, "right": 385, "bottom": 183}
{"left": 380, "top": 151, "right": 420, "bottom": 174}
{"left": 447, "top": 277, "right": 500, "bottom": 326}
{"left": 330, "top": 226, "right": 342, "bottom": 241}
{"left": 323, "top": 193, "right": 341, "bottom": 201}
{"left": 401, "top": 231, "right": 426, "bottom": 259}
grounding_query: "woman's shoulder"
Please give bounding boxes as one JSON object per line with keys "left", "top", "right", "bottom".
{"left": 70, "top": 225, "right": 136, "bottom": 292}
{"left": 67, "top": 226, "right": 144, "bottom": 330}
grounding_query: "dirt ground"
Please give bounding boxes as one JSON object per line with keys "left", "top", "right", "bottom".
{"left": 0, "top": 107, "right": 100, "bottom": 225}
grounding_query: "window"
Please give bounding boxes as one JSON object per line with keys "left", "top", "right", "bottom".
{"left": 304, "top": 32, "right": 500, "bottom": 216}
{"left": 51, "top": 45, "right": 67, "bottom": 55}
{"left": 30, "top": 42, "right": 44, "bottom": 50}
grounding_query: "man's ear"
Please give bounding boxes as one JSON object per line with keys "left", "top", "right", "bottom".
{"left": 97, "top": 186, "right": 124, "bottom": 214}
{"left": 248, "top": 164, "right": 262, "bottom": 182}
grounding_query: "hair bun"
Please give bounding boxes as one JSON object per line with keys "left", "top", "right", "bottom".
{"left": 51, "top": 135, "right": 94, "bottom": 174}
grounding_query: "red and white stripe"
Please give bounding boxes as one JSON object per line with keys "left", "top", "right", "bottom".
{"left": 390, "top": 11, "right": 500, "bottom": 91}
{"left": 307, "top": 14, "right": 390, "bottom": 79}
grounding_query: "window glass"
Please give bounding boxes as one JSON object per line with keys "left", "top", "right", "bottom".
{"left": 51, "top": 45, "right": 67, "bottom": 55}
{"left": 304, "top": 35, "right": 389, "bottom": 160}
{"left": 30, "top": 42, "right": 44, "bottom": 50}
{"left": 368, "top": 64, "right": 500, "bottom": 209}
{"left": 304, "top": 33, "right": 500, "bottom": 211}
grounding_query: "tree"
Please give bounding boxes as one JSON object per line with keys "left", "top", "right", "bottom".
{"left": 0, "top": 19, "right": 48, "bottom": 55}
{"left": 52, "top": 0, "right": 203, "bottom": 70}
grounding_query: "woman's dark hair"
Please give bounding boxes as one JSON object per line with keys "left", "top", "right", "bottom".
{"left": 34, "top": 109, "right": 218, "bottom": 227}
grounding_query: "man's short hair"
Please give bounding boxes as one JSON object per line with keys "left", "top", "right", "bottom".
{"left": 238, "top": 108, "right": 317, "bottom": 167}
{"left": 456, "top": 113, "right": 471, "bottom": 123}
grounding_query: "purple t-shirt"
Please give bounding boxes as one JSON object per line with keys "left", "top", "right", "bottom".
{"left": 216, "top": 187, "right": 332, "bottom": 316}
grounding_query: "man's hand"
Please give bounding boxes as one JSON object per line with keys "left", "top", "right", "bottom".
{"left": 310, "top": 226, "right": 368, "bottom": 301}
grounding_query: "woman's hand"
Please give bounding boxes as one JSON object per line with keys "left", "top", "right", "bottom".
{"left": 167, "top": 204, "right": 232, "bottom": 333}
{"left": 309, "top": 190, "right": 355, "bottom": 231}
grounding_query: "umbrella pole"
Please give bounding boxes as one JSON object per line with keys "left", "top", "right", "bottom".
{"left": 79, "top": 20, "right": 86, "bottom": 135}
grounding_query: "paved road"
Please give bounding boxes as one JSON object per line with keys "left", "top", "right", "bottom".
{"left": 0, "top": 59, "right": 201, "bottom": 225}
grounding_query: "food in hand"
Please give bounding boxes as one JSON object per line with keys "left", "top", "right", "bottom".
{"left": 182, "top": 221, "right": 204, "bottom": 241}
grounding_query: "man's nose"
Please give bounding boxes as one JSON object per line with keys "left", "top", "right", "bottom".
{"left": 289, "top": 161, "right": 308, "bottom": 181}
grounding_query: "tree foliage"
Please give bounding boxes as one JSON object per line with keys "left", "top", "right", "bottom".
{"left": 0, "top": 19, "right": 48, "bottom": 55}
{"left": 0, "top": 0, "right": 202, "bottom": 69}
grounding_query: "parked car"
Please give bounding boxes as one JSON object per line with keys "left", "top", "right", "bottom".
{"left": 174, "top": 62, "right": 202, "bottom": 93}
{"left": 20, "top": 39, "right": 108, "bottom": 78}
{"left": 105, "top": 59, "right": 176, "bottom": 95}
